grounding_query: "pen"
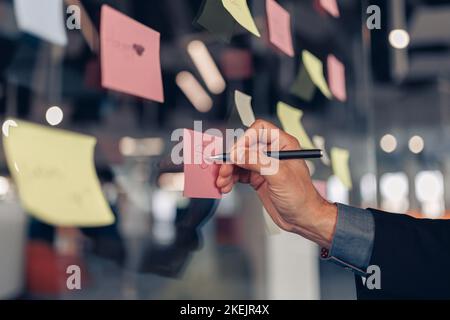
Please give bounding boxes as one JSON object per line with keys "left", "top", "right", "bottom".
{"left": 208, "top": 149, "right": 323, "bottom": 161}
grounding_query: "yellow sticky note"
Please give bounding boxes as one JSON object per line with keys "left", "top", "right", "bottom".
{"left": 277, "top": 102, "right": 314, "bottom": 149}
{"left": 3, "top": 119, "right": 115, "bottom": 227}
{"left": 302, "top": 50, "right": 332, "bottom": 99}
{"left": 331, "top": 147, "right": 352, "bottom": 190}
{"left": 222, "top": 0, "right": 261, "bottom": 37}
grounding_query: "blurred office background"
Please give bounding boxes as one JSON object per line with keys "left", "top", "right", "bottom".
{"left": 0, "top": 0, "right": 449, "bottom": 300}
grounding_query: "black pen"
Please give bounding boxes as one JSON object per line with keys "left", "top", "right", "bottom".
{"left": 208, "top": 149, "right": 323, "bottom": 161}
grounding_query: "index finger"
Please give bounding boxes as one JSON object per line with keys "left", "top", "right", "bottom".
{"left": 232, "top": 119, "right": 301, "bottom": 155}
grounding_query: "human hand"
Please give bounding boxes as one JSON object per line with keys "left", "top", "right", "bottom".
{"left": 216, "top": 120, "right": 337, "bottom": 248}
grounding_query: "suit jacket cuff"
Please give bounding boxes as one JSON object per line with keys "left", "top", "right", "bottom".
{"left": 320, "top": 203, "right": 375, "bottom": 276}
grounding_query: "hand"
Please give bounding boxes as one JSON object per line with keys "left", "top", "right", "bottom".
{"left": 216, "top": 120, "right": 337, "bottom": 248}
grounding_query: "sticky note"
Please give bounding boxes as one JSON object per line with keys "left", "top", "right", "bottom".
{"left": 319, "top": 0, "right": 340, "bottom": 18}
{"left": 331, "top": 147, "right": 352, "bottom": 190}
{"left": 290, "top": 63, "right": 316, "bottom": 102}
{"left": 183, "top": 129, "right": 223, "bottom": 199}
{"left": 2, "top": 120, "right": 115, "bottom": 227}
{"left": 327, "top": 54, "right": 347, "bottom": 102}
{"left": 14, "top": 0, "right": 67, "bottom": 46}
{"left": 222, "top": 0, "right": 261, "bottom": 37}
{"left": 312, "top": 135, "right": 330, "bottom": 166}
{"left": 195, "top": 0, "right": 236, "bottom": 43}
{"left": 221, "top": 49, "right": 253, "bottom": 80}
{"left": 235, "top": 90, "right": 256, "bottom": 127}
{"left": 100, "top": 5, "right": 164, "bottom": 102}
{"left": 266, "top": 0, "right": 294, "bottom": 57}
{"left": 302, "top": 50, "right": 332, "bottom": 99}
{"left": 277, "top": 102, "right": 314, "bottom": 149}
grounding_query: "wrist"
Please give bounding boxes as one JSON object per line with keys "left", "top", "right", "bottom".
{"left": 293, "top": 199, "right": 338, "bottom": 249}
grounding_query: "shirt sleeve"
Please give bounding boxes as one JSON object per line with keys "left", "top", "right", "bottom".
{"left": 320, "top": 203, "right": 375, "bottom": 277}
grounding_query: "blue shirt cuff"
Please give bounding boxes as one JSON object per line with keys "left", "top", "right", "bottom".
{"left": 321, "top": 203, "right": 375, "bottom": 276}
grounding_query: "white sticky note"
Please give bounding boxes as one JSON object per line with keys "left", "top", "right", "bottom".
{"left": 235, "top": 90, "right": 256, "bottom": 127}
{"left": 14, "top": 0, "right": 67, "bottom": 46}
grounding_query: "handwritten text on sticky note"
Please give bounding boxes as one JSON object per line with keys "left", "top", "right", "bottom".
{"left": 101, "top": 5, "right": 164, "bottom": 102}
{"left": 183, "top": 129, "right": 223, "bottom": 199}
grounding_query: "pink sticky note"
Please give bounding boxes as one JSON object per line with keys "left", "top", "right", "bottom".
{"left": 183, "top": 129, "right": 223, "bottom": 199}
{"left": 266, "top": 0, "right": 294, "bottom": 57}
{"left": 100, "top": 5, "right": 164, "bottom": 102}
{"left": 319, "top": 0, "right": 340, "bottom": 18}
{"left": 221, "top": 49, "right": 254, "bottom": 80}
{"left": 327, "top": 54, "right": 347, "bottom": 102}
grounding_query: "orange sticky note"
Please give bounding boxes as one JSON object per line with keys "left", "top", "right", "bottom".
{"left": 327, "top": 54, "right": 347, "bottom": 102}
{"left": 100, "top": 5, "right": 164, "bottom": 102}
{"left": 266, "top": 0, "right": 294, "bottom": 57}
{"left": 183, "top": 129, "right": 223, "bottom": 199}
{"left": 319, "top": 0, "right": 340, "bottom": 18}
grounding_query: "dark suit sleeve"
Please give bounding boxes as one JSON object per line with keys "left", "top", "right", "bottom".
{"left": 356, "top": 209, "right": 450, "bottom": 299}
